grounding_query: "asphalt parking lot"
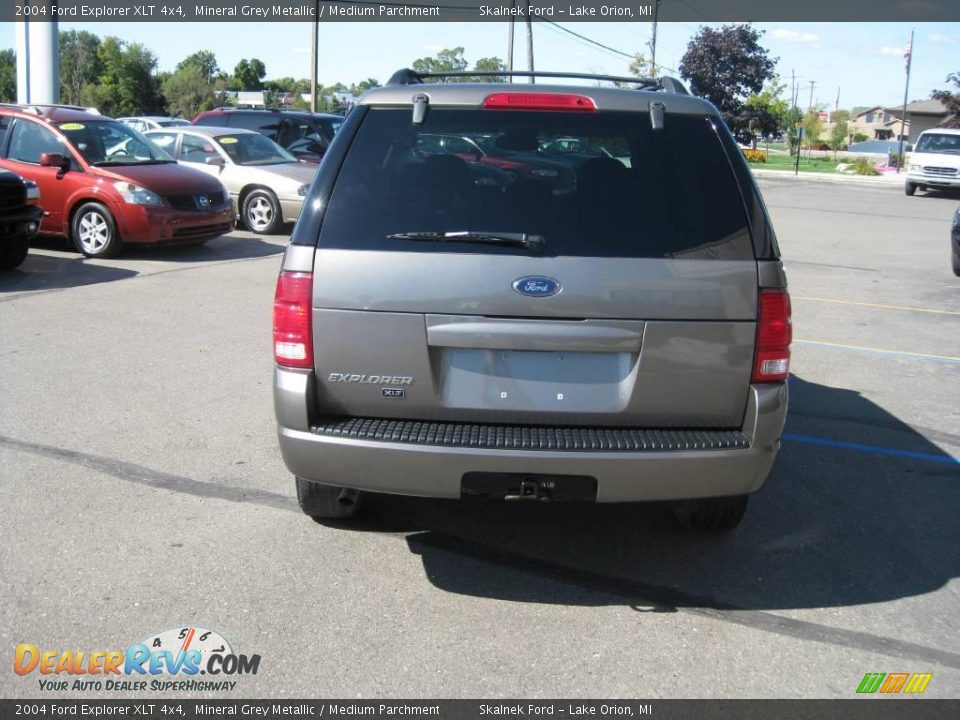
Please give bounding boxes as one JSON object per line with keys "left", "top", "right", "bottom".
{"left": 1, "top": 179, "right": 958, "bottom": 699}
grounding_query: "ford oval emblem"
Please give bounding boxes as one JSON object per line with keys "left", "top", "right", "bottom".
{"left": 513, "top": 276, "right": 561, "bottom": 298}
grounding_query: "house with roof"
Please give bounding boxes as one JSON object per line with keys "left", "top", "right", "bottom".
{"left": 904, "top": 98, "right": 950, "bottom": 143}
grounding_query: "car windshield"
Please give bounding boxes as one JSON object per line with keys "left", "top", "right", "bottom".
{"left": 915, "top": 133, "right": 960, "bottom": 155}
{"left": 159, "top": 119, "right": 190, "bottom": 127}
{"left": 215, "top": 133, "right": 298, "bottom": 165}
{"left": 57, "top": 120, "right": 174, "bottom": 166}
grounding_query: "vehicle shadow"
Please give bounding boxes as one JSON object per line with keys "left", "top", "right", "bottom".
{"left": 0, "top": 248, "right": 138, "bottom": 294}
{"left": 0, "top": 234, "right": 285, "bottom": 294}
{"left": 121, "top": 233, "right": 286, "bottom": 263}
{"left": 338, "top": 374, "right": 959, "bottom": 612}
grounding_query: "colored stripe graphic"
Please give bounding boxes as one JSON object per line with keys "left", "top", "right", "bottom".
{"left": 857, "top": 673, "right": 886, "bottom": 693}
{"left": 903, "top": 673, "right": 933, "bottom": 694}
{"left": 880, "top": 673, "right": 910, "bottom": 693}
{"left": 783, "top": 433, "right": 960, "bottom": 466}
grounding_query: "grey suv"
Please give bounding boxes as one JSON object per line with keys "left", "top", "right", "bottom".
{"left": 273, "top": 70, "right": 791, "bottom": 531}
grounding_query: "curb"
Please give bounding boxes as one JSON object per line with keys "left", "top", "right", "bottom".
{"left": 750, "top": 168, "right": 905, "bottom": 188}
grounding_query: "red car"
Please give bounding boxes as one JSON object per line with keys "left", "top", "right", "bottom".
{"left": 0, "top": 104, "right": 235, "bottom": 258}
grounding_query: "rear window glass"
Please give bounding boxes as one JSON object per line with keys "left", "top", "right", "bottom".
{"left": 318, "top": 108, "right": 753, "bottom": 259}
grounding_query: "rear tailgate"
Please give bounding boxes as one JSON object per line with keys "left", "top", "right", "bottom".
{"left": 310, "top": 104, "right": 757, "bottom": 429}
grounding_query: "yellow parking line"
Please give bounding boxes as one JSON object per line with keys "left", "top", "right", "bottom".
{"left": 792, "top": 295, "right": 960, "bottom": 317}
{"left": 794, "top": 339, "right": 960, "bottom": 364}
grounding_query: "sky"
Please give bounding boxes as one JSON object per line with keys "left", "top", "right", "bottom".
{"left": 2, "top": 20, "right": 958, "bottom": 109}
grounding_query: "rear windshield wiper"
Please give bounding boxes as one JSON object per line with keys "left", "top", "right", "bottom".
{"left": 387, "top": 230, "right": 546, "bottom": 253}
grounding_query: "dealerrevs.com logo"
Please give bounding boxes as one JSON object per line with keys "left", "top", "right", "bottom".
{"left": 14, "top": 626, "right": 261, "bottom": 692}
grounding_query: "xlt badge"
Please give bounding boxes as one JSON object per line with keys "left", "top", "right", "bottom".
{"left": 382, "top": 388, "right": 405, "bottom": 399}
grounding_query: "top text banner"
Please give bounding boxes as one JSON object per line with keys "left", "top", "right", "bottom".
{"left": 6, "top": 0, "right": 960, "bottom": 22}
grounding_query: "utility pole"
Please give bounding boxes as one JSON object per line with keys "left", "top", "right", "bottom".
{"left": 310, "top": 0, "right": 319, "bottom": 113}
{"left": 808, "top": 80, "right": 816, "bottom": 110}
{"left": 506, "top": 2, "right": 515, "bottom": 83}
{"left": 650, "top": 0, "right": 660, "bottom": 76}
{"left": 524, "top": 0, "right": 534, "bottom": 83}
{"left": 897, "top": 29, "right": 914, "bottom": 173}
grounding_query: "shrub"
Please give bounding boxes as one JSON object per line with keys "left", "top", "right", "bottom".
{"left": 742, "top": 148, "right": 767, "bottom": 163}
{"left": 851, "top": 157, "right": 879, "bottom": 176}
{"left": 853, "top": 132, "right": 869, "bottom": 143}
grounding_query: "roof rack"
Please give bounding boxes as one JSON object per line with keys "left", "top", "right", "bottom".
{"left": 0, "top": 103, "right": 101, "bottom": 116}
{"left": 385, "top": 69, "right": 689, "bottom": 95}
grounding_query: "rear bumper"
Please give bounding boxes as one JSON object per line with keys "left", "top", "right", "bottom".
{"left": 275, "top": 371, "right": 787, "bottom": 502}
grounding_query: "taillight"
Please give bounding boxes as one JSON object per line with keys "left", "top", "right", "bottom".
{"left": 273, "top": 271, "right": 313, "bottom": 368}
{"left": 752, "top": 289, "right": 792, "bottom": 383}
{"left": 482, "top": 93, "right": 597, "bottom": 112}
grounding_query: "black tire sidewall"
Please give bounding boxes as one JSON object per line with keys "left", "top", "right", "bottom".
{"left": 72, "top": 202, "right": 121, "bottom": 258}
{"left": 242, "top": 190, "right": 282, "bottom": 235}
{"left": 0, "top": 237, "right": 30, "bottom": 270}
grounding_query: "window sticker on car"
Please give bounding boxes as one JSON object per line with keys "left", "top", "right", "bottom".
{"left": 220, "top": 137, "right": 238, "bottom": 144}
{"left": 60, "top": 123, "right": 85, "bottom": 131}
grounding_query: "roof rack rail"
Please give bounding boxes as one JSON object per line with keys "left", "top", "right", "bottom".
{"left": 385, "top": 69, "right": 689, "bottom": 95}
{"left": 0, "top": 102, "right": 101, "bottom": 116}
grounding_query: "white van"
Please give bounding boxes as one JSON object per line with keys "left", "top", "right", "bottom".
{"left": 906, "top": 128, "right": 960, "bottom": 195}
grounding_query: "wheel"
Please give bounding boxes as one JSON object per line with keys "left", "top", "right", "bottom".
{"left": 71, "top": 202, "right": 122, "bottom": 258}
{"left": 242, "top": 189, "right": 282, "bottom": 234}
{"left": 295, "top": 477, "right": 363, "bottom": 520}
{"left": 0, "top": 237, "right": 29, "bottom": 270}
{"left": 904, "top": 182, "right": 916, "bottom": 196}
{"left": 672, "top": 495, "right": 749, "bottom": 532}
{"left": 953, "top": 250, "right": 960, "bottom": 277}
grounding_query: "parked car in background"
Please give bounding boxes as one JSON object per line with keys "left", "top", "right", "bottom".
{"left": 0, "top": 104, "right": 234, "bottom": 258}
{"left": 274, "top": 71, "right": 791, "bottom": 532}
{"left": 0, "top": 169, "right": 43, "bottom": 270}
{"left": 906, "top": 128, "right": 960, "bottom": 196}
{"left": 192, "top": 108, "right": 343, "bottom": 163}
{"left": 952, "top": 205, "right": 959, "bottom": 277}
{"left": 117, "top": 116, "right": 191, "bottom": 132}
{"left": 146, "top": 126, "right": 317, "bottom": 234}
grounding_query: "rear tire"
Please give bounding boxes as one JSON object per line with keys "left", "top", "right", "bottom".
{"left": 0, "top": 237, "right": 29, "bottom": 270}
{"left": 952, "top": 250, "right": 960, "bottom": 277}
{"left": 672, "top": 495, "right": 749, "bottom": 532}
{"left": 904, "top": 182, "right": 917, "bottom": 196}
{"left": 295, "top": 477, "right": 363, "bottom": 520}
{"left": 72, "top": 202, "right": 122, "bottom": 258}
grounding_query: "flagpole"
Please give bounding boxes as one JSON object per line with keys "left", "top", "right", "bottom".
{"left": 897, "top": 29, "right": 913, "bottom": 173}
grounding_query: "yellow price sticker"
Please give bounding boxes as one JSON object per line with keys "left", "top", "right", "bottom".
{"left": 60, "top": 123, "right": 85, "bottom": 130}
{"left": 219, "top": 137, "right": 238, "bottom": 145}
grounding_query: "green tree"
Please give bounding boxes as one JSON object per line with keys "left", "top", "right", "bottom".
{"left": 627, "top": 52, "right": 654, "bottom": 79}
{"left": 931, "top": 71, "right": 960, "bottom": 128}
{"left": 829, "top": 109, "right": 850, "bottom": 159}
{"left": 176, "top": 50, "right": 219, "bottom": 83}
{"left": 0, "top": 49, "right": 15, "bottom": 102}
{"left": 801, "top": 108, "right": 824, "bottom": 155}
{"left": 412, "top": 47, "right": 468, "bottom": 77}
{"left": 350, "top": 77, "right": 381, "bottom": 95}
{"left": 744, "top": 81, "right": 789, "bottom": 149}
{"left": 679, "top": 24, "right": 777, "bottom": 142}
{"left": 86, "top": 37, "right": 163, "bottom": 116}
{"left": 470, "top": 57, "right": 506, "bottom": 82}
{"left": 233, "top": 58, "right": 266, "bottom": 90}
{"left": 162, "top": 64, "right": 218, "bottom": 120}
{"left": 59, "top": 30, "right": 102, "bottom": 106}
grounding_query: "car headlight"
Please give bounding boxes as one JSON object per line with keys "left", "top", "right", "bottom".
{"left": 909, "top": 164, "right": 921, "bottom": 171}
{"left": 297, "top": 184, "right": 309, "bottom": 197}
{"left": 113, "top": 181, "right": 164, "bottom": 206}
{"left": 25, "top": 181, "right": 40, "bottom": 205}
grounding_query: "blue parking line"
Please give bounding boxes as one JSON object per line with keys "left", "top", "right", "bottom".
{"left": 783, "top": 433, "right": 960, "bottom": 466}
